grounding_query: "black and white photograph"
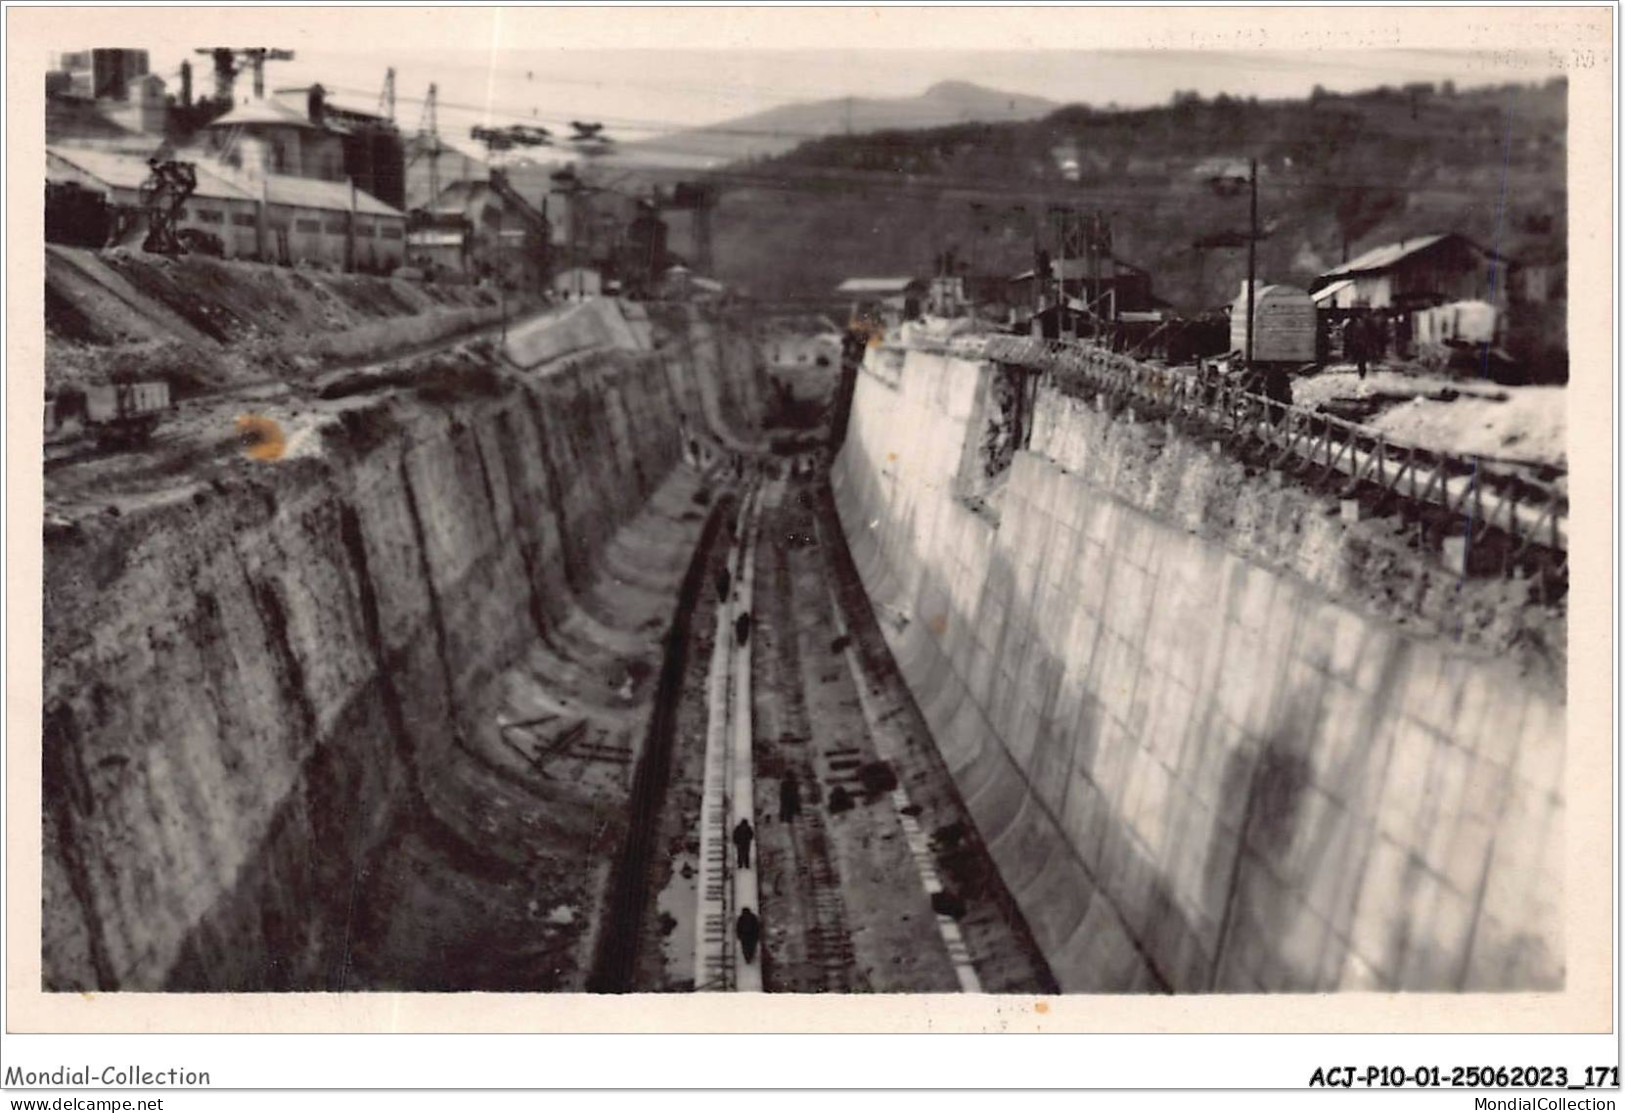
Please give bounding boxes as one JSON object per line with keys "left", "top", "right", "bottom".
{"left": 11, "top": 3, "right": 1611, "bottom": 1060}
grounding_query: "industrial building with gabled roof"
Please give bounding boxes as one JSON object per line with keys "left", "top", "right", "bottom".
{"left": 1308, "top": 232, "right": 1515, "bottom": 311}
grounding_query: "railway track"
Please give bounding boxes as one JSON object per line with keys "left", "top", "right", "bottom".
{"left": 751, "top": 492, "right": 860, "bottom": 993}
{"left": 797, "top": 824, "right": 859, "bottom": 991}
{"left": 809, "top": 482, "right": 1059, "bottom": 995}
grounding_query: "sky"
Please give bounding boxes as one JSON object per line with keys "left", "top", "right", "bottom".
{"left": 138, "top": 44, "right": 1563, "bottom": 134}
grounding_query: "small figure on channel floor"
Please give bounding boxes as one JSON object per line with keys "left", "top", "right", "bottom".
{"left": 733, "top": 817, "right": 755, "bottom": 869}
{"left": 735, "top": 610, "right": 752, "bottom": 647}
{"left": 715, "top": 565, "right": 732, "bottom": 603}
{"left": 736, "top": 906, "right": 761, "bottom": 965}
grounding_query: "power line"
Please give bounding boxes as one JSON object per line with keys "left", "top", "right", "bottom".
{"left": 327, "top": 82, "right": 1057, "bottom": 145}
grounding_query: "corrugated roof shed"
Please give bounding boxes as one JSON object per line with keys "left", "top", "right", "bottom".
{"left": 1316, "top": 234, "right": 1451, "bottom": 280}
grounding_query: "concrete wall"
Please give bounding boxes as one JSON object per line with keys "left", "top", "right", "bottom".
{"left": 831, "top": 344, "right": 1565, "bottom": 992}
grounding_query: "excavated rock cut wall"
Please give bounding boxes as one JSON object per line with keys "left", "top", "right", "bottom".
{"left": 42, "top": 309, "right": 760, "bottom": 990}
{"left": 830, "top": 345, "right": 1564, "bottom": 992}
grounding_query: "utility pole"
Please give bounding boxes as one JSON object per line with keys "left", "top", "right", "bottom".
{"left": 968, "top": 201, "right": 983, "bottom": 324}
{"left": 346, "top": 176, "right": 356, "bottom": 273}
{"left": 497, "top": 208, "right": 508, "bottom": 342}
{"left": 1094, "top": 211, "right": 1114, "bottom": 343}
{"left": 1107, "top": 215, "right": 1118, "bottom": 335}
{"left": 1049, "top": 206, "right": 1065, "bottom": 333}
{"left": 1056, "top": 208, "right": 1066, "bottom": 333}
{"left": 1088, "top": 211, "right": 1100, "bottom": 340}
{"left": 577, "top": 188, "right": 589, "bottom": 299}
{"left": 1246, "top": 157, "right": 1258, "bottom": 368}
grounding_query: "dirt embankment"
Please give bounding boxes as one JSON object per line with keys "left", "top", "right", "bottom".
{"left": 46, "top": 246, "right": 515, "bottom": 397}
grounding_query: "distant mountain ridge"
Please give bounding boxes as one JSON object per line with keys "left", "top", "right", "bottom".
{"left": 631, "top": 80, "right": 1059, "bottom": 166}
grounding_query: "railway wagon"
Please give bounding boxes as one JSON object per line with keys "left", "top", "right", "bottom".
{"left": 86, "top": 381, "right": 170, "bottom": 424}
{"left": 1230, "top": 283, "right": 1317, "bottom": 365}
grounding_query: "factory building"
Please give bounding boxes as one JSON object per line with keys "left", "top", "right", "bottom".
{"left": 196, "top": 85, "right": 406, "bottom": 212}
{"left": 46, "top": 48, "right": 169, "bottom": 141}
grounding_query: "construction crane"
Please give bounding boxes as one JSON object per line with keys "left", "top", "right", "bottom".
{"left": 416, "top": 83, "right": 443, "bottom": 210}
{"left": 193, "top": 47, "right": 294, "bottom": 102}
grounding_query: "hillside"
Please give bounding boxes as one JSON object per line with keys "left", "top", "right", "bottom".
{"left": 704, "top": 80, "right": 1567, "bottom": 324}
{"left": 630, "top": 80, "right": 1059, "bottom": 167}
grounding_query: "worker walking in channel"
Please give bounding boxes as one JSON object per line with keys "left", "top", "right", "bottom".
{"left": 733, "top": 817, "right": 755, "bottom": 869}
{"left": 736, "top": 906, "right": 761, "bottom": 965}
{"left": 1264, "top": 364, "right": 1293, "bottom": 425}
{"left": 715, "top": 566, "right": 732, "bottom": 603}
{"left": 1343, "top": 314, "right": 1368, "bottom": 380}
{"left": 780, "top": 773, "right": 801, "bottom": 823}
{"left": 735, "top": 610, "right": 752, "bottom": 647}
